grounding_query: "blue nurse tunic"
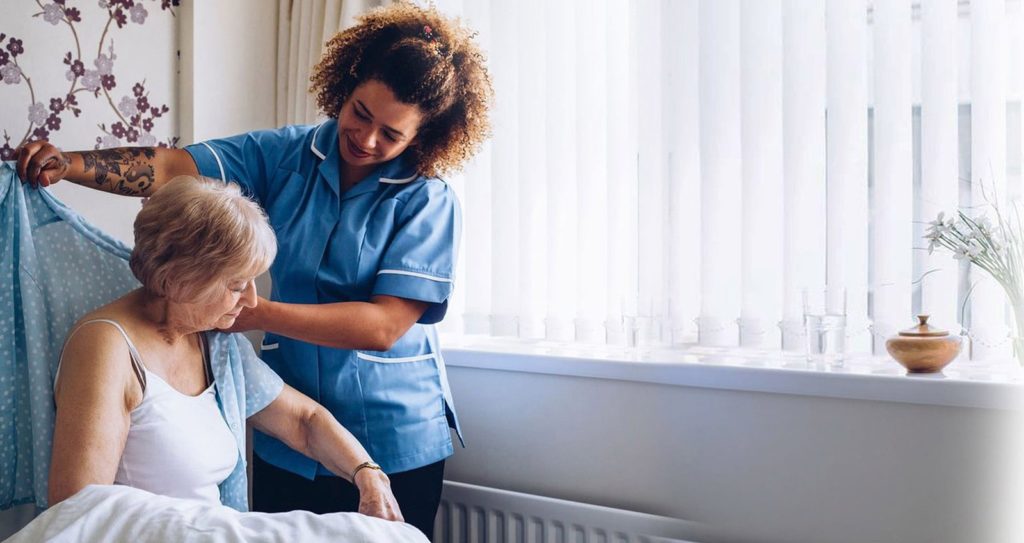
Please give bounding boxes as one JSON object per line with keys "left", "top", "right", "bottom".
{"left": 185, "top": 119, "right": 463, "bottom": 478}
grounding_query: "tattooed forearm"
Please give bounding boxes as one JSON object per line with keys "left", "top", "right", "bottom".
{"left": 58, "top": 153, "right": 72, "bottom": 175}
{"left": 78, "top": 147, "right": 157, "bottom": 196}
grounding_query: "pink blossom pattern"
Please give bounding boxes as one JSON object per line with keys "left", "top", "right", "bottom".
{"left": 129, "top": 3, "right": 147, "bottom": 24}
{"left": 28, "top": 103, "right": 48, "bottom": 125}
{"left": 42, "top": 3, "right": 64, "bottom": 25}
{"left": 81, "top": 69, "right": 101, "bottom": 90}
{"left": 99, "top": 134, "right": 120, "bottom": 148}
{"left": 117, "top": 95, "right": 137, "bottom": 117}
{"left": 94, "top": 52, "right": 114, "bottom": 75}
{"left": 65, "top": 54, "right": 85, "bottom": 80}
{"left": 6, "top": 38, "right": 24, "bottom": 57}
{"left": 1, "top": 64, "right": 21, "bottom": 85}
{"left": 3, "top": 1, "right": 180, "bottom": 150}
{"left": 1, "top": 134, "right": 16, "bottom": 161}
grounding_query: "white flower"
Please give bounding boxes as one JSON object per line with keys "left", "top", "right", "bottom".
{"left": 118, "top": 95, "right": 138, "bottom": 117}
{"left": 990, "top": 231, "right": 1006, "bottom": 252}
{"left": 98, "top": 0, "right": 109, "bottom": 7}
{"left": 976, "top": 216, "right": 992, "bottom": 230}
{"left": 27, "top": 102, "right": 47, "bottom": 125}
{"left": 965, "top": 239, "right": 984, "bottom": 260}
{"left": 924, "top": 223, "right": 945, "bottom": 241}
{"left": 42, "top": 3, "right": 63, "bottom": 25}
{"left": 137, "top": 132, "right": 156, "bottom": 146}
{"left": 969, "top": 216, "right": 993, "bottom": 239}
{"left": 1, "top": 65, "right": 21, "bottom": 85}
{"left": 94, "top": 54, "right": 114, "bottom": 76}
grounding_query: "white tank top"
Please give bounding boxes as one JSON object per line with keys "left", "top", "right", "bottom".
{"left": 58, "top": 319, "right": 238, "bottom": 505}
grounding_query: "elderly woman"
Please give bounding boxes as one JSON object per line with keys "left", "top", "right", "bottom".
{"left": 47, "top": 176, "right": 401, "bottom": 522}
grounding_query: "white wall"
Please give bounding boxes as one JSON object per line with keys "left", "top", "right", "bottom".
{"left": 443, "top": 361, "right": 1024, "bottom": 543}
{"left": 178, "top": 0, "right": 279, "bottom": 307}
{"left": 178, "top": 0, "right": 278, "bottom": 144}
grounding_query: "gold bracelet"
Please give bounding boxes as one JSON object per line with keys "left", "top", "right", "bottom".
{"left": 352, "top": 461, "right": 382, "bottom": 481}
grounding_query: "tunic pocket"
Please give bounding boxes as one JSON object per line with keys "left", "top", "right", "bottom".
{"left": 354, "top": 351, "right": 445, "bottom": 420}
{"left": 354, "top": 349, "right": 449, "bottom": 457}
{"left": 259, "top": 332, "right": 281, "bottom": 353}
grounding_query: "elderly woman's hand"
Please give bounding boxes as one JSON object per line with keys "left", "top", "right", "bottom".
{"left": 355, "top": 469, "right": 404, "bottom": 522}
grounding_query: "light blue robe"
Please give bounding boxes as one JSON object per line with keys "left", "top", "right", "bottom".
{"left": 0, "top": 162, "right": 283, "bottom": 511}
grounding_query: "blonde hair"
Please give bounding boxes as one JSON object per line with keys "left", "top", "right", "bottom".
{"left": 130, "top": 176, "right": 277, "bottom": 303}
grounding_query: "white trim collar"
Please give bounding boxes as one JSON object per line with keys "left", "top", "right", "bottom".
{"left": 309, "top": 122, "right": 327, "bottom": 160}
{"left": 379, "top": 173, "right": 419, "bottom": 184}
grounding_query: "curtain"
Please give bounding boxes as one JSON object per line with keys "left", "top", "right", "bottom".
{"left": 436, "top": 0, "right": 1024, "bottom": 362}
{"left": 275, "top": 0, "right": 389, "bottom": 126}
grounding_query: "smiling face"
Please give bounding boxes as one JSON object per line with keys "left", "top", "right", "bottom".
{"left": 337, "top": 80, "right": 424, "bottom": 171}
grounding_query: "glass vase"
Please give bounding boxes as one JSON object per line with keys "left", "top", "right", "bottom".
{"left": 1013, "top": 298, "right": 1024, "bottom": 367}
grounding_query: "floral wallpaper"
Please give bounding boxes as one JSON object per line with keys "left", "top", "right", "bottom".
{"left": 0, "top": 0, "right": 179, "bottom": 161}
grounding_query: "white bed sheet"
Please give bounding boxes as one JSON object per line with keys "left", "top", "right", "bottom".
{"left": 3, "top": 484, "right": 429, "bottom": 543}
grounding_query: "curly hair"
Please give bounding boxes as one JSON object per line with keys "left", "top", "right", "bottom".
{"left": 309, "top": 1, "right": 493, "bottom": 178}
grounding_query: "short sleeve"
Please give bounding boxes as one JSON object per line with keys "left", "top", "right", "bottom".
{"left": 184, "top": 126, "right": 302, "bottom": 205}
{"left": 371, "top": 180, "right": 461, "bottom": 324}
{"left": 235, "top": 335, "right": 285, "bottom": 417}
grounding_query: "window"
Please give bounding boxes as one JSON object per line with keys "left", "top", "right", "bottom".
{"left": 435, "top": 0, "right": 1024, "bottom": 362}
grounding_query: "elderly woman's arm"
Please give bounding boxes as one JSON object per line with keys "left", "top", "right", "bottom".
{"left": 15, "top": 140, "right": 196, "bottom": 195}
{"left": 48, "top": 327, "right": 137, "bottom": 505}
{"left": 247, "top": 386, "right": 404, "bottom": 522}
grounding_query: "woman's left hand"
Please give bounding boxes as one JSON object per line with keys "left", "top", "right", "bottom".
{"left": 222, "top": 297, "right": 270, "bottom": 333}
{"left": 355, "top": 469, "right": 404, "bottom": 522}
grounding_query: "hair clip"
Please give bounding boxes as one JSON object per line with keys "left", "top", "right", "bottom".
{"left": 422, "top": 25, "right": 434, "bottom": 40}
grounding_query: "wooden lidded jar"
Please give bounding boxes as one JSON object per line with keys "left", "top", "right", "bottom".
{"left": 885, "top": 315, "right": 962, "bottom": 373}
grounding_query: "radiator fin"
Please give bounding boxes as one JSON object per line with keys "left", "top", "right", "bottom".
{"left": 435, "top": 481, "right": 704, "bottom": 543}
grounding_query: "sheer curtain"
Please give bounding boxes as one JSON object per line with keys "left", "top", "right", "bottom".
{"left": 275, "top": 0, "right": 389, "bottom": 125}
{"left": 437, "top": 0, "right": 1024, "bottom": 362}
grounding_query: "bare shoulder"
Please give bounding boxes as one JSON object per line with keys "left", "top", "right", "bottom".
{"left": 56, "top": 314, "right": 139, "bottom": 408}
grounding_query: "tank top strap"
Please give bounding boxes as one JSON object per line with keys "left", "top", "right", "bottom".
{"left": 56, "top": 319, "right": 148, "bottom": 393}
{"left": 198, "top": 332, "right": 213, "bottom": 387}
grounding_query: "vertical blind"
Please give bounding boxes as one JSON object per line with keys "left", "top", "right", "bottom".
{"left": 433, "top": 0, "right": 1024, "bottom": 360}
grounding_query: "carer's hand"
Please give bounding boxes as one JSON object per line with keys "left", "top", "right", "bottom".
{"left": 221, "top": 296, "right": 270, "bottom": 333}
{"left": 15, "top": 140, "right": 70, "bottom": 188}
{"left": 355, "top": 469, "right": 404, "bottom": 522}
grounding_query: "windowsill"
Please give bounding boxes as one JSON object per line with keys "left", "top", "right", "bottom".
{"left": 440, "top": 335, "right": 1024, "bottom": 411}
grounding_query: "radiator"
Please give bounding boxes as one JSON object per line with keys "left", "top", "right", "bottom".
{"left": 434, "top": 481, "right": 706, "bottom": 543}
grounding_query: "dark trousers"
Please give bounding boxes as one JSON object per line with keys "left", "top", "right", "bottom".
{"left": 252, "top": 454, "right": 445, "bottom": 538}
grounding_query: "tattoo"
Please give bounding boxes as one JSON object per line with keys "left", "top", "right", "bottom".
{"left": 80, "top": 147, "right": 157, "bottom": 196}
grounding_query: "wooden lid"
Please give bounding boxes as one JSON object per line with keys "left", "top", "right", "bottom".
{"left": 898, "top": 315, "right": 949, "bottom": 337}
